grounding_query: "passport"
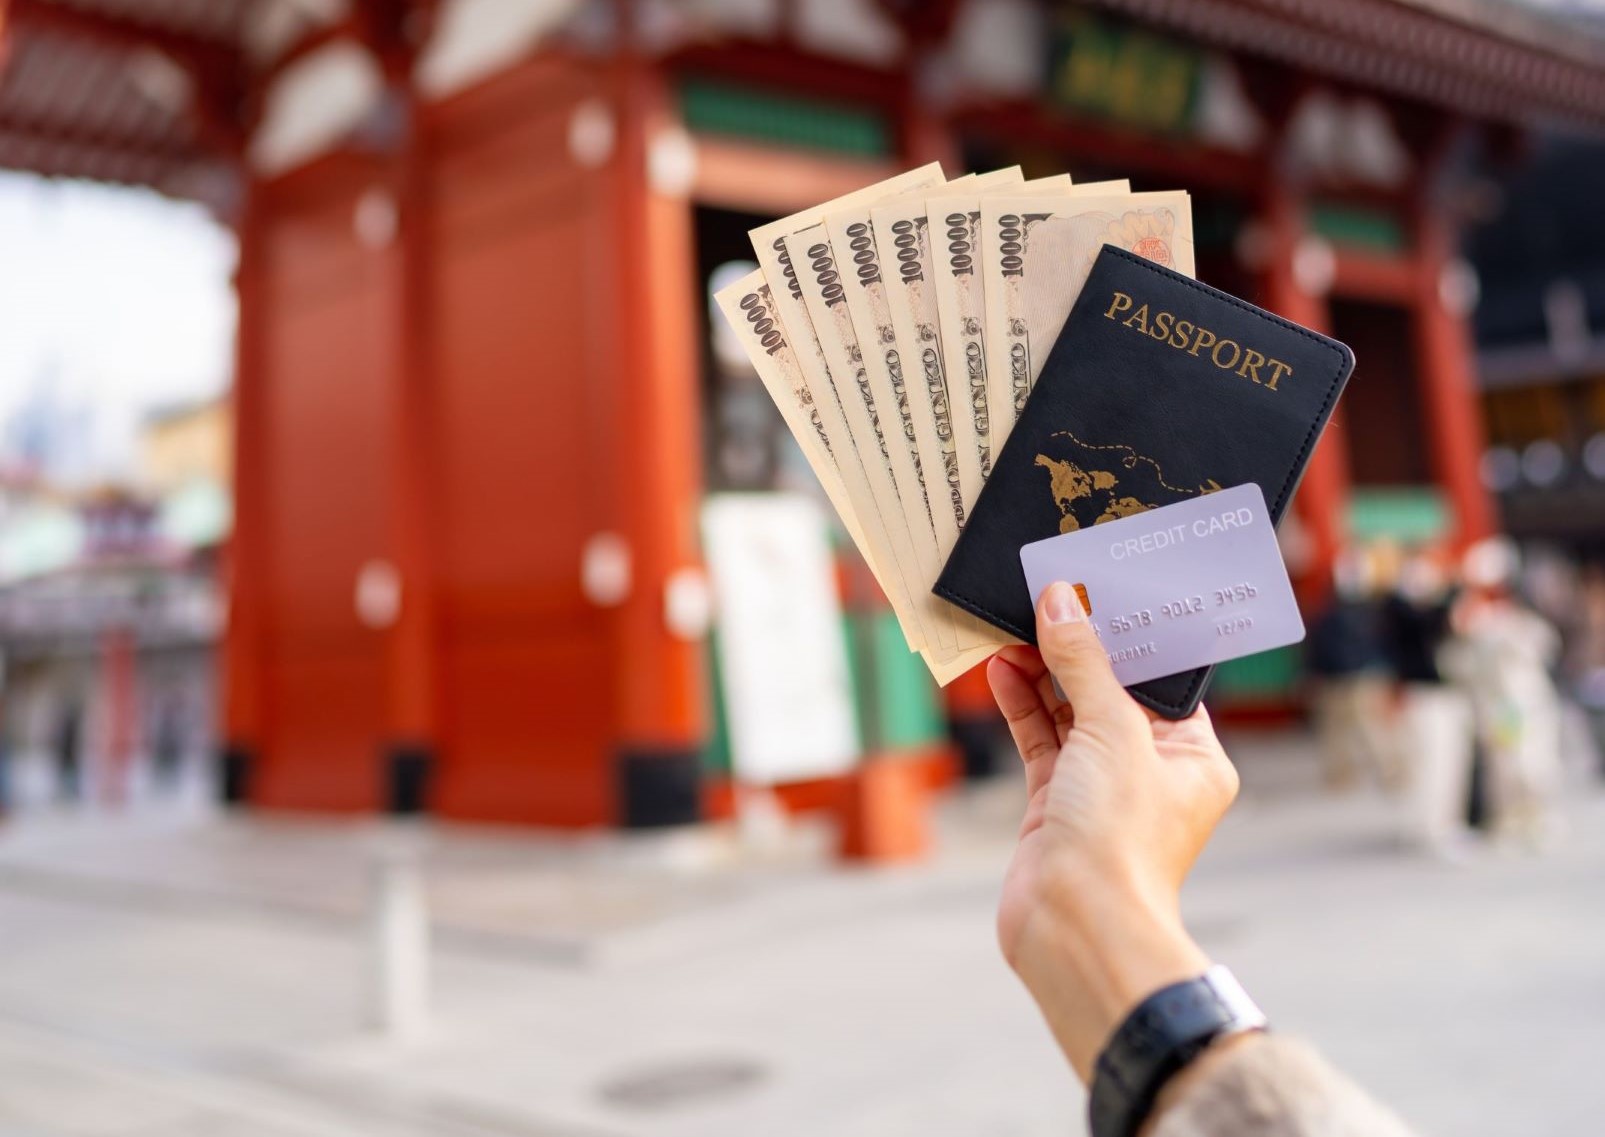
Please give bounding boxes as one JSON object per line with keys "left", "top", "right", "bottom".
{"left": 934, "top": 245, "right": 1355, "bottom": 719}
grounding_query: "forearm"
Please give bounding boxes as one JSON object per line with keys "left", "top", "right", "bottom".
{"left": 1010, "top": 882, "right": 1211, "bottom": 1084}
{"left": 1014, "top": 891, "right": 1417, "bottom": 1137}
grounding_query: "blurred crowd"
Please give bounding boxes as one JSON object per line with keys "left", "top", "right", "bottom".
{"left": 1305, "top": 537, "right": 1605, "bottom": 860}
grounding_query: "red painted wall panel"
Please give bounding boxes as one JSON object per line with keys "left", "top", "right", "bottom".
{"left": 428, "top": 84, "right": 621, "bottom": 825}
{"left": 254, "top": 171, "right": 393, "bottom": 812}
{"left": 235, "top": 56, "right": 700, "bottom": 825}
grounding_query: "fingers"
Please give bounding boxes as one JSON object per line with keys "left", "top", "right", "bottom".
{"left": 987, "top": 653, "right": 1061, "bottom": 799}
{"left": 997, "top": 644, "right": 1074, "bottom": 743}
{"left": 1186, "top": 706, "right": 1241, "bottom": 802}
{"left": 1035, "top": 581, "right": 1135, "bottom": 726}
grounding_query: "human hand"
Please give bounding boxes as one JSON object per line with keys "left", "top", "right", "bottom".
{"left": 988, "top": 580, "right": 1240, "bottom": 1082}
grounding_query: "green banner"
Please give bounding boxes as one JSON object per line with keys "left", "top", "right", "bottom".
{"left": 1047, "top": 12, "right": 1202, "bottom": 136}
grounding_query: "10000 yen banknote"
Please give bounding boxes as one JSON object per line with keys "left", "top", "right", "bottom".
{"left": 927, "top": 175, "right": 1078, "bottom": 501}
{"left": 747, "top": 164, "right": 945, "bottom": 653}
{"left": 713, "top": 273, "right": 879, "bottom": 587}
{"left": 981, "top": 189, "right": 1190, "bottom": 450}
{"left": 718, "top": 267, "right": 1015, "bottom": 680}
{"left": 868, "top": 169, "right": 1022, "bottom": 534}
{"left": 865, "top": 197, "right": 967, "bottom": 549}
{"left": 820, "top": 199, "right": 971, "bottom": 653}
{"left": 784, "top": 221, "right": 962, "bottom": 658}
{"left": 978, "top": 183, "right": 1146, "bottom": 446}
{"left": 866, "top": 170, "right": 1035, "bottom": 651}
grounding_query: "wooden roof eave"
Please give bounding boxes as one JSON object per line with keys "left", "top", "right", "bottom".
{"left": 1080, "top": 0, "right": 1605, "bottom": 135}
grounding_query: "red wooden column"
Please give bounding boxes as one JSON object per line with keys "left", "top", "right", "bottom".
{"left": 608, "top": 44, "right": 708, "bottom": 826}
{"left": 896, "top": 19, "right": 961, "bottom": 172}
{"left": 1413, "top": 210, "right": 1496, "bottom": 549}
{"left": 376, "top": 61, "right": 443, "bottom": 815}
{"left": 1259, "top": 179, "right": 1351, "bottom": 610}
{"left": 220, "top": 185, "right": 269, "bottom": 803}
{"left": 219, "top": 186, "right": 269, "bottom": 802}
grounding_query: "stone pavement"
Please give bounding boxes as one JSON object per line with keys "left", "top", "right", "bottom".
{"left": 1, "top": 731, "right": 1603, "bottom": 1137}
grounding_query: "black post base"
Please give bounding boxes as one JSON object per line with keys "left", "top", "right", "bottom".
{"left": 383, "top": 742, "right": 436, "bottom": 816}
{"left": 218, "top": 743, "right": 255, "bottom": 806}
{"left": 950, "top": 716, "right": 1005, "bottom": 781}
{"left": 616, "top": 746, "right": 702, "bottom": 828}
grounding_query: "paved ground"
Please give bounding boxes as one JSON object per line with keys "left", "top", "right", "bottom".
{"left": 1, "top": 731, "right": 1603, "bottom": 1137}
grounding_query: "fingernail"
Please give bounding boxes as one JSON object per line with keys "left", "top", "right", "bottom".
{"left": 1043, "top": 581, "right": 1086, "bottom": 624}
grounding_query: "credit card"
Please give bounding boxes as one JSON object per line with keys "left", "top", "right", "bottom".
{"left": 1018, "top": 483, "right": 1304, "bottom": 689}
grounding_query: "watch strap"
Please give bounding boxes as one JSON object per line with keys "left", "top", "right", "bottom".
{"left": 1088, "top": 965, "right": 1268, "bottom": 1137}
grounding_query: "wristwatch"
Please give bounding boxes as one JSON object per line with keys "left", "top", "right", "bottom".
{"left": 1088, "top": 964, "right": 1268, "bottom": 1137}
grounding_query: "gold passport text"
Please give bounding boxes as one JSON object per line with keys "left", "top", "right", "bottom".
{"left": 1103, "top": 291, "right": 1292, "bottom": 390}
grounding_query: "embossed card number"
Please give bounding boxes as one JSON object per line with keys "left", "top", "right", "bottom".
{"left": 1018, "top": 483, "right": 1304, "bottom": 689}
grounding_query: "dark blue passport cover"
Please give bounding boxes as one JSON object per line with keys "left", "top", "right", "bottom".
{"left": 934, "top": 246, "right": 1354, "bottom": 719}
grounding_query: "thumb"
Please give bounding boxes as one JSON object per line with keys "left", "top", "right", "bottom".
{"left": 1036, "top": 581, "right": 1131, "bottom": 716}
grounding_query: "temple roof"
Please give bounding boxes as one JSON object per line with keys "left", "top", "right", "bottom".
{"left": 1, "top": 0, "right": 1603, "bottom": 200}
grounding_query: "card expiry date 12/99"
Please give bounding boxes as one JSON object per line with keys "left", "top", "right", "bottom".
{"left": 1018, "top": 482, "right": 1305, "bottom": 689}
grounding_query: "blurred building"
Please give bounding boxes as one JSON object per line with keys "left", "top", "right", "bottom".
{"left": 0, "top": 398, "right": 228, "bottom": 809}
{"left": 0, "top": 483, "right": 220, "bottom": 808}
{"left": 1470, "top": 139, "right": 1605, "bottom": 558}
{"left": 143, "top": 396, "right": 233, "bottom": 497}
{"left": 1, "top": 0, "right": 1602, "bottom": 827}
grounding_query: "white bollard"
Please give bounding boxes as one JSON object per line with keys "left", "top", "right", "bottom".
{"left": 368, "top": 836, "right": 430, "bottom": 1040}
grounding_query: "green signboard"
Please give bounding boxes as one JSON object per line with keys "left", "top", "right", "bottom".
{"left": 1310, "top": 203, "right": 1407, "bottom": 254}
{"left": 1347, "top": 487, "right": 1452, "bottom": 543}
{"left": 1047, "top": 12, "right": 1203, "bottom": 136}
{"left": 679, "top": 78, "right": 890, "bottom": 158}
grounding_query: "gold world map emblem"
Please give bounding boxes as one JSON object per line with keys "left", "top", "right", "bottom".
{"left": 1034, "top": 456, "right": 1155, "bottom": 534}
{"left": 1034, "top": 430, "right": 1221, "bottom": 534}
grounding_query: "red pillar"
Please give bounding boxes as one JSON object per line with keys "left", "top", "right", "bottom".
{"left": 1413, "top": 212, "right": 1496, "bottom": 549}
{"left": 376, "top": 64, "right": 442, "bottom": 815}
{"left": 98, "top": 626, "right": 137, "bottom": 805}
{"left": 1259, "top": 181, "right": 1350, "bottom": 610}
{"left": 608, "top": 46, "right": 708, "bottom": 825}
{"left": 220, "top": 186, "right": 268, "bottom": 804}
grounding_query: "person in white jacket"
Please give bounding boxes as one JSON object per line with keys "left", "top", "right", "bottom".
{"left": 1448, "top": 539, "right": 1565, "bottom": 848}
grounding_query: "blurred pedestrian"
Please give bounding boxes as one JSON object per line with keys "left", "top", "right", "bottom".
{"left": 0, "top": 687, "right": 10, "bottom": 819}
{"left": 989, "top": 582, "right": 1416, "bottom": 1137}
{"left": 55, "top": 697, "right": 83, "bottom": 803}
{"left": 1574, "top": 565, "right": 1605, "bottom": 763}
{"left": 1305, "top": 548, "right": 1398, "bottom": 791}
{"left": 1450, "top": 540, "right": 1564, "bottom": 848}
{"left": 151, "top": 693, "right": 185, "bottom": 791}
{"left": 1382, "top": 549, "right": 1475, "bottom": 859}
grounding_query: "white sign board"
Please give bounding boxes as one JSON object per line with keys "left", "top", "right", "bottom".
{"left": 701, "top": 494, "right": 859, "bottom": 785}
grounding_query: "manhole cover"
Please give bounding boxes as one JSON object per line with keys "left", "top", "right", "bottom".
{"left": 598, "top": 1057, "right": 767, "bottom": 1110}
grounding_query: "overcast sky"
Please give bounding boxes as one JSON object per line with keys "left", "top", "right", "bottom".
{"left": 0, "top": 172, "right": 237, "bottom": 487}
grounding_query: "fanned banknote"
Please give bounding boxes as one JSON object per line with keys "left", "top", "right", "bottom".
{"left": 866, "top": 169, "right": 1033, "bottom": 650}
{"left": 821, "top": 194, "right": 975, "bottom": 655}
{"left": 784, "top": 222, "right": 964, "bottom": 659}
{"left": 927, "top": 175, "right": 1083, "bottom": 510}
{"left": 712, "top": 273, "right": 878, "bottom": 586}
{"left": 747, "top": 164, "right": 945, "bottom": 653}
{"left": 980, "top": 190, "right": 1190, "bottom": 443}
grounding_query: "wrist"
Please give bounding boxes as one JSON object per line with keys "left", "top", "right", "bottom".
{"left": 1093, "top": 967, "right": 1269, "bottom": 1137}
{"left": 1013, "top": 882, "right": 1210, "bottom": 1083}
{"left": 1142, "top": 1029, "right": 1261, "bottom": 1134}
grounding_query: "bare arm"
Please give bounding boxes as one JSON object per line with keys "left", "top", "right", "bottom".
{"left": 990, "top": 581, "right": 1418, "bottom": 1137}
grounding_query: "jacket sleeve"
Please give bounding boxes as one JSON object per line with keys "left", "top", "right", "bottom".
{"left": 1150, "top": 1036, "right": 1418, "bottom": 1137}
